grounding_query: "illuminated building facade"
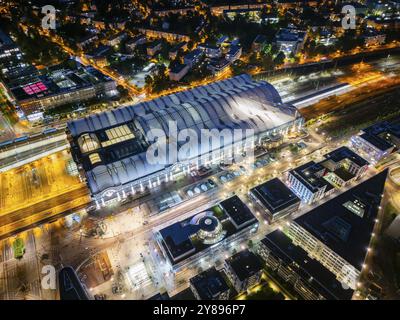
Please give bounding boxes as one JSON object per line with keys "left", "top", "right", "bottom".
{"left": 249, "top": 177, "right": 301, "bottom": 222}
{"left": 351, "top": 122, "right": 400, "bottom": 164}
{"left": 67, "top": 74, "right": 303, "bottom": 206}
{"left": 156, "top": 196, "right": 258, "bottom": 271}
{"left": 283, "top": 171, "right": 387, "bottom": 291}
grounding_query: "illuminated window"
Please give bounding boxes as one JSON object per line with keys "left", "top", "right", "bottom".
{"left": 78, "top": 133, "right": 100, "bottom": 153}
{"left": 22, "top": 81, "right": 48, "bottom": 95}
{"left": 101, "top": 124, "right": 135, "bottom": 147}
{"left": 89, "top": 153, "right": 102, "bottom": 165}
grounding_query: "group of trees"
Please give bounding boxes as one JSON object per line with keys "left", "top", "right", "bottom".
{"left": 14, "top": 28, "right": 69, "bottom": 66}
{"left": 144, "top": 64, "right": 170, "bottom": 93}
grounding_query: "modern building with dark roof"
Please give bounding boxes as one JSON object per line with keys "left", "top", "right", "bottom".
{"left": 258, "top": 230, "right": 354, "bottom": 300}
{"left": 323, "top": 146, "right": 369, "bottom": 175}
{"left": 219, "top": 195, "right": 258, "bottom": 229}
{"left": 351, "top": 121, "right": 400, "bottom": 163}
{"left": 67, "top": 74, "right": 303, "bottom": 205}
{"left": 287, "top": 146, "right": 370, "bottom": 204}
{"left": 156, "top": 195, "right": 258, "bottom": 271}
{"left": 249, "top": 177, "right": 300, "bottom": 222}
{"left": 284, "top": 170, "right": 388, "bottom": 291}
{"left": 224, "top": 249, "right": 263, "bottom": 293}
{"left": 189, "top": 267, "right": 230, "bottom": 300}
{"left": 286, "top": 161, "right": 332, "bottom": 204}
{"left": 2, "top": 58, "right": 116, "bottom": 119}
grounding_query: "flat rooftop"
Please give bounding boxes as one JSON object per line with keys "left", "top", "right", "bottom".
{"left": 359, "top": 133, "right": 393, "bottom": 152}
{"left": 250, "top": 178, "right": 300, "bottom": 215}
{"left": 219, "top": 195, "right": 257, "bottom": 228}
{"left": 324, "top": 146, "right": 369, "bottom": 167}
{"left": 225, "top": 249, "right": 263, "bottom": 282}
{"left": 289, "top": 161, "right": 328, "bottom": 192}
{"left": 294, "top": 170, "right": 388, "bottom": 270}
{"left": 159, "top": 196, "right": 257, "bottom": 265}
{"left": 190, "top": 267, "right": 230, "bottom": 299}
{"left": 262, "top": 231, "right": 354, "bottom": 300}
{"left": 170, "top": 63, "right": 188, "bottom": 74}
{"left": 10, "top": 61, "right": 113, "bottom": 102}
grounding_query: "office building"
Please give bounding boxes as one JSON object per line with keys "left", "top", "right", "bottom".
{"left": 351, "top": 121, "right": 400, "bottom": 163}
{"left": 224, "top": 249, "right": 263, "bottom": 293}
{"left": 286, "top": 161, "right": 334, "bottom": 204}
{"left": 157, "top": 195, "right": 258, "bottom": 271}
{"left": 190, "top": 267, "right": 230, "bottom": 300}
{"left": 257, "top": 231, "right": 354, "bottom": 300}
{"left": 249, "top": 177, "right": 301, "bottom": 222}
{"left": 284, "top": 170, "right": 388, "bottom": 290}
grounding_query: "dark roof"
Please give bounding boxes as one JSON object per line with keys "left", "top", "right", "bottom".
{"left": 171, "top": 287, "right": 197, "bottom": 300}
{"left": 324, "top": 146, "right": 369, "bottom": 167}
{"left": 362, "top": 121, "right": 400, "bottom": 146}
{"left": 127, "top": 35, "right": 146, "bottom": 44}
{"left": 359, "top": 133, "right": 393, "bottom": 151}
{"left": 289, "top": 161, "right": 328, "bottom": 192}
{"left": 294, "top": 170, "right": 388, "bottom": 270}
{"left": 225, "top": 249, "right": 263, "bottom": 281}
{"left": 148, "top": 292, "right": 171, "bottom": 300}
{"left": 159, "top": 220, "right": 196, "bottom": 261}
{"left": 58, "top": 266, "right": 90, "bottom": 300}
{"left": 184, "top": 49, "right": 204, "bottom": 60}
{"left": 198, "top": 43, "right": 220, "bottom": 50}
{"left": 86, "top": 45, "right": 112, "bottom": 58}
{"left": 0, "top": 29, "right": 13, "bottom": 46}
{"left": 170, "top": 41, "right": 187, "bottom": 53}
{"left": 253, "top": 34, "right": 268, "bottom": 44}
{"left": 262, "top": 231, "right": 354, "bottom": 300}
{"left": 160, "top": 196, "right": 257, "bottom": 264}
{"left": 190, "top": 267, "right": 230, "bottom": 299}
{"left": 250, "top": 178, "right": 300, "bottom": 215}
{"left": 219, "top": 195, "right": 257, "bottom": 228}
{"left": 227, "top": 45, "right": 241, "bottom": 56}
{"left": 170, "top": 63, "right": 188, "bottom": 74}
{"left": 148, "top": 40, "right": 162, "bottom": 48}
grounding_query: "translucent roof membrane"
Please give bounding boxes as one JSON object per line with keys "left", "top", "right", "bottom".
{"left": 68, "top": 74, "right": 301, "bottom": 195}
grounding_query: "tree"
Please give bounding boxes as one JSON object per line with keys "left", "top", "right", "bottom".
{"left": 144, "top": 75, "right": 154, "bottom": 92}
{"left": 273, "top": 51, "right": 286, "bottom": 66}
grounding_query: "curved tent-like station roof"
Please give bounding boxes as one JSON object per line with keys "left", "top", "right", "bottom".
{"left": 67, "top": 74, "right": 302, "bottom": 198}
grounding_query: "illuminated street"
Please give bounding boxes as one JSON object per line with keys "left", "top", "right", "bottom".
{"left": 0, "top": 150, "right": 89, "bottom": 238}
